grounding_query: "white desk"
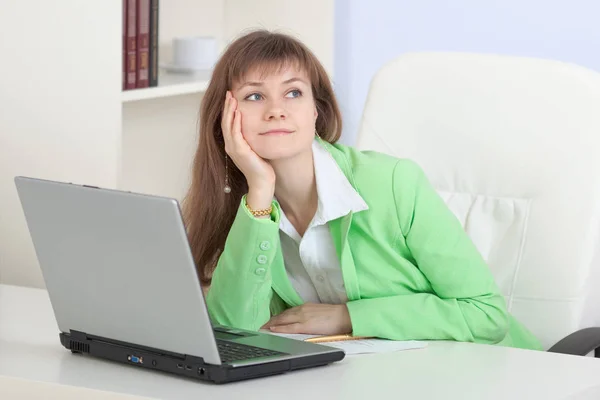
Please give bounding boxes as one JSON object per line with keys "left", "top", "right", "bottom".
{"left": 2, "top": 284, "right": 600, "bottom": 400}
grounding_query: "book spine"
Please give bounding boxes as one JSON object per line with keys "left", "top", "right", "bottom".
{"left": 149, "top": 0, "right": 159, "bottom": 87}
{"left": 122, "top": 0, "right": 127, "bottom": 90}
{"left": 136, "top": 0, "right": 150, "bottom": 88}
{"left": 125, "top": 0, "right": 137, "bottom": 90}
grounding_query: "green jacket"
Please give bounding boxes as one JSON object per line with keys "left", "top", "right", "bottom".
{"left": 206, "top": 140, "right": 543, "bottom": 350}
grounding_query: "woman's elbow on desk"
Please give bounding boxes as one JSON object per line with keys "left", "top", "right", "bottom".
{"left": 461, "top": 296, "right": 510, "bottom": 344}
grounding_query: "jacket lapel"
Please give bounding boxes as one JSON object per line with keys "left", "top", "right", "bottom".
{"left": 329, "top": 212, "right": 361, "bottom": 301}
{"left": 271, "top": 248, "right": 305, "bottom": 307}
{"left": 319, "top": 137, "right": 362, "bottom": 301}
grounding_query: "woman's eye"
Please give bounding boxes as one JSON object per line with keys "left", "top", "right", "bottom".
{"left": 245, "top": 93, "right": 263, "bottom": 101}
{"left": 285, "top": 89, "right": 302, "bottom": 98}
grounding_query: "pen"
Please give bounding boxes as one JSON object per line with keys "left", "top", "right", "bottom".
{"left": 305, "top": 334, "right": 373, "bottom": 343}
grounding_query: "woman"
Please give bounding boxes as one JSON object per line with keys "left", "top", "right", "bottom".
{"left": 182, "top": 30, "right": 542, "bottom": 350}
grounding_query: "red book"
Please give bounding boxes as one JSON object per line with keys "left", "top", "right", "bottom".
{"left": 125, "top": 0, "right": 137, "bottom": 90}
{"left": 136, "top": 0, "right": 150, "bottom": 88}
{"left": 149, "top": 0, "right": 159, "bottom": 87}
{"left": 122, "top": 0, "right": 127, "bottom": 90}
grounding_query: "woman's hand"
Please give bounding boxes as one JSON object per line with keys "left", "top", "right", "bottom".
{"left": 261, "top": 303, "right": 353, "bottom": 335}
{"left": 221, "top": 91, "right": 276, "bottom": 208}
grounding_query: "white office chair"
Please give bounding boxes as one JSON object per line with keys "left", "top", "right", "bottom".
{"left": 355, "top": 52, "right": 600, "bottom": 354}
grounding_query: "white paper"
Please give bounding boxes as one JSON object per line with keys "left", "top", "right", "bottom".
{"left": 265, "top": 331, "right": 427, "bottom": 355}
{"left": 264, "top": 332, "right": 320, "bottom": 341}
{"left": 322, "top": 339, "right": 426, "bottom": 355}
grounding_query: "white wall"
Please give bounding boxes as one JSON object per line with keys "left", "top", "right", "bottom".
{"left": 224, "top": 0, "right": 334, "bottom": 75}
{"left": 0, "top": 1, "right": 122, "bottom": 288}
{"left": 120, "top": 95, "right": 201, "bottom": 200}
{"left": 335, "top": 0, "right": 600, "bottom": 145}
{"left": 0, "top": 0, "right": 335, "bottom": 288}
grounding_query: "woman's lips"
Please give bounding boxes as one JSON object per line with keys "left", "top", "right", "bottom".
{"left": 260, "top": 129, "right": 295, "bottom": 136}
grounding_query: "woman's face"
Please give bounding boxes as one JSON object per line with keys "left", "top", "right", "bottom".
{"left": 232, "top": 65, "right": 318, "bottom": 161}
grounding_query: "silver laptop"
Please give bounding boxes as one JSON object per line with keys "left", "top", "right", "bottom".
{"left": 14, "top": 176, "right": 344, "bottom": 384}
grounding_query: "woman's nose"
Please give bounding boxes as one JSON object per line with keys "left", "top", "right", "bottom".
{"left": 264, "top": 100, "right": 287, "bottom": 120}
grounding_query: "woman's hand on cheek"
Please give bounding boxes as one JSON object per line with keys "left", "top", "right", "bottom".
{"left": 221, "top": 91, "right": 276, "bottom": 193}
{"left": 261, "top": 303, "right": 352, "bottom": 335}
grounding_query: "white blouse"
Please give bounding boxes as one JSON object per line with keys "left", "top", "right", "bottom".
{"left": 278, "top": 140, "right": 368, "bottom": 304}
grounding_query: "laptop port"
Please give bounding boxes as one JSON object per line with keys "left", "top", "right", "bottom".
{"left": 127, "top": 355, "right": 143, "bottom": 364}
{"left": 198, "top": 367, "right": 205, "bottom": 375}
{"left": 185, "top": 365, "right": 192, "bottom": 371}
{"left": 176, "top": 363, "right": 184, "bottom": 369}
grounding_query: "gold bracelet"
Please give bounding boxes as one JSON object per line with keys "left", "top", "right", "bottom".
{"left": 245, "top": 201, "right": 273, "bottom": 217}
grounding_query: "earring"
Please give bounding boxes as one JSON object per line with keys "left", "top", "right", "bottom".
{"left": 224, "top": 154, "right": 232, "bottom": 194}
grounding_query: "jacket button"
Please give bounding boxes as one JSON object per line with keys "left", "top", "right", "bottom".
{"left": 256, "top": 255, "right": 268, "bottom": 264}
{"left": 259, "top": 241, "right": 271, "bottom": 251}
{"left": 255, "top": 267, "right": 266, "bottom": 276}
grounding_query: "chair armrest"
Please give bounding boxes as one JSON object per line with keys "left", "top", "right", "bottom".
{"left": 547, "top": 327, "right": 600, "bottom": 357}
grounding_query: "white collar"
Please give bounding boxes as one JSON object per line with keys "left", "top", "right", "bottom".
{"left": 279, "top": 140, "right": 369, "bottom": 238}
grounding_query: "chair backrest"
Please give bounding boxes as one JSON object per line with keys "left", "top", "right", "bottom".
{"left": 355, "top": 52, "right": 600, "bottom": 350}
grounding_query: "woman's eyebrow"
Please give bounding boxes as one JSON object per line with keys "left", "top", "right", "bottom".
{"left": 282, "top": 77, "right": 308, "bottom": 85}
{"left": 237, "top": 77, "right": 308, "bottom": 91}
{"left": 236, "top": 81, "right": 263, "bottom": 91}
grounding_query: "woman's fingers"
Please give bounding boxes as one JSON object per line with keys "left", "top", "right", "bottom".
{"left": 268, "top": 323, "right": 304, "bottom": 334}
{"left": 231, "top": 109, "right": 245, "bottom": 149}
{"left": 221, "top": 91, "right": 233, "bottom": 143}
{"left": 262, "top": 308, "right": 302, "bottom": 329}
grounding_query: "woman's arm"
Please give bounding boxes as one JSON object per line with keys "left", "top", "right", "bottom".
{"left": 205, "top": 196, "right": 283, "bottom": 330}
{"left": 346, "top": 160, "right": 509, "bottom": 344}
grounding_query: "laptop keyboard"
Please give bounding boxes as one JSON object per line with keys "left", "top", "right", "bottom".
{"left": 216, "top": 339, "right": 286, "bottom": 363}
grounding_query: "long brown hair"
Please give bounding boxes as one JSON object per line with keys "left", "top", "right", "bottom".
{"left": 182, "top": 29, "right": 342, "bottom": 285}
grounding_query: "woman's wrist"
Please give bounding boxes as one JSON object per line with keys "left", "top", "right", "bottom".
{"left": 246, "top": 186, "right": 275, "bottom": 219}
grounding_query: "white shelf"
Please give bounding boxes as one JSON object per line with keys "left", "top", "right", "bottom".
{"left": 121, "top": 71, "right": 211, "bottom": 103}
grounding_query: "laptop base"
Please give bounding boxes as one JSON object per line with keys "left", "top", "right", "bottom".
{"left": 60, "top": 331, "right": 342, "bottom": 384}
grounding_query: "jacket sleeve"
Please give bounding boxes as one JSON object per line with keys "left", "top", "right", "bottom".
{"left": 205, "top": 196, "right": 285, "bottom": 330}
{"left": 345, "top": 160, "right": 509, "bottom": 344}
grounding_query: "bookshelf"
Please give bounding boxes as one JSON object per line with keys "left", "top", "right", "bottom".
{"left": 119, "top": 0, "right": 224, "bottom": 201}
{"left": 121, "top": 72, "right": 210, "bottom": 103}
